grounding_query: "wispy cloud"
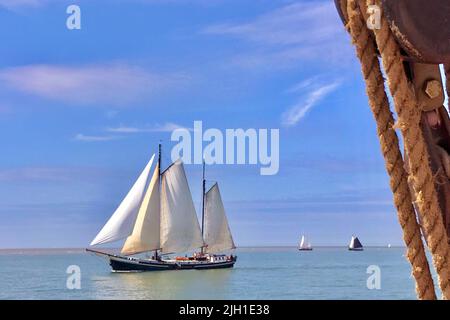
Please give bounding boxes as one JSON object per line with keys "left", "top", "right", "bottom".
{"left": 282, "top": 78, "right": 341, "bottom": 127}
{"left": 203, "top": 1, "right": 351, "bottom": 69}
{"left": 0, "top": 166, "right": 107, "bottom": 182}
{"left": 0, "top": 64, "right": 187, "bottom": 106}
{"left": 106, "top": 122, "right": 191, "bottom": 133}
{"left": 74, "top": 122, "right": 189, "bottom": 142}
{"left": 0, "top": 0, "right": 44, "bottom": 10}
{"left": 74, "top": 134, "right": 120, "bottom": 142}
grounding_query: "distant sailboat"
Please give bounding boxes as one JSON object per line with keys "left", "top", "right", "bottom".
{"left": 87, "top": 144, "right": 236, "bottom": 271}
{"left": 348, "top": 235, "right": 363, "bottom": 251}
{"left": 387, "top": 243, "right": 392, "bottom": 248}
{"left": 298, "top": 235, "right": 313, "bottom": 251}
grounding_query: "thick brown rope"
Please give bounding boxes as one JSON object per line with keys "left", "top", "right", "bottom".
{"left": 346, "top": 0, "right": 436, "bottom": 299}
{"left": 366, "top": 0, "right": 450, "bottom": 299}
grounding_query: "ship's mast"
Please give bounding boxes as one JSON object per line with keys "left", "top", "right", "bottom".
{"left": 154, "top": 142, "right": 162, "bottom": 260}
{"left": 201, "top": 159, "right": 206, "bottom": 254}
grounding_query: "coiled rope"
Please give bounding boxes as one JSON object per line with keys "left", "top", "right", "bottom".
{"left": 345, "top": 0, "right": 450, "bottom": 299}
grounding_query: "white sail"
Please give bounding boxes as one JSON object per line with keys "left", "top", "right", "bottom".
{"left": 160, "top": 161, "right": 204, "bottom": 253}
{"left": 90, "top": 155, "right": 155, "bottom": 246}
{"left": 299, "top": 235, "right": 311, "bottom": 249}
{"left": 349, "top": 236, "right": 355, "bottom": 249}
{"left": 299, "top": 235, "right": 306, "bottom": 248}
{"left": 121, "top": 163, "right": 160, "bottom": 255}
{"left": 204, "top": 183, "right": 235, "bottom": 253}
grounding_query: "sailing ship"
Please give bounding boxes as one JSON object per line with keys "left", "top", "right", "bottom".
{"left": 87, "top": 144, "right": 236, "bottom": 271}
{"left": 298, "top": 235, "right": 313, "bottom": 251}
{"left": 348, "top": 235, "right": 363, "bottom": 251}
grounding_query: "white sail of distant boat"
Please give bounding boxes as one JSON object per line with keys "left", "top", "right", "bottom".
{"left": 349, "top": 235, "right": 363, "bottom": 251}
{"left": 299, "top": 235, "right": 312, "bottom": 250}
{"left": 204, "top": 183, "right": 235, "bottom": 253}
{"left": 90, "top": 155, "right": 155, "bottom": 246}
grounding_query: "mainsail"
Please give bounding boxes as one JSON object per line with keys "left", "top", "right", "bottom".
{"left": 160, "top": 161, "right": 204, "bottom": 253}
{"left": 90, "top": 155, "right": 155, "bottom": 246}
{"left": 121, "top": 163, "right": 161, "bottom": 255}
{"left": 204, "top": 183, "right": 235, "bottom": 253}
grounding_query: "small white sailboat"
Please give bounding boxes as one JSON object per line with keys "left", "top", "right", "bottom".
{"left": 298, "top": 235, "right": 313, "bottom": 251}
{"left": 348, "top": 235, "right": 363, "bottom": 251}
{"left": 87, "top": 144, "right": 236, "bottom": 271}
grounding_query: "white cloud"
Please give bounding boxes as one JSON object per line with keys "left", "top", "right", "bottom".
{"left": 0, "top": 0, "right": 43, "bottom": 10}
{"left": 74, "top": 134, "right": 120, "bottom": 142}
{"left": 106, "top": 122, "right": 191, "bottom": 133}
{"left": 285, "top": 76, "right": 322, "bottom": 93}
{"left": 74, "top": 122, "right": 189, "bottom": 143}
{"left": 203, "top": 1, "right": 351, "bottom": 69}
{"left": 0, "top": 167, "right": 85, "bottom": 182}
{"left": 282, "top": 79, "right": 341, "bottom": 127}
{"left": 0, "top": 64, "right": 187, "bottom": 106}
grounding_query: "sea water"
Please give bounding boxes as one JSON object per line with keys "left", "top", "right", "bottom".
{"left": 0, "top": 247, "right": 433, "bottom": 300}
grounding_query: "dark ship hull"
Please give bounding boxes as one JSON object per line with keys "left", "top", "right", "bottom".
{"left": 87, "top": 249, "right": 236, "bottom": 272}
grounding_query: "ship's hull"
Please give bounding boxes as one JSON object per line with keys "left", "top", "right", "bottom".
{"left": 109, "top": 256, "right": 178, "bottom": 272}
{"left": 348, "top": 247, "right": 364, "bottom": 251}
{"left": 87, "top": 249, "right": 236, "bottom": 272}
{"left": 109, "top": 256, "right": 236, "bottom": 272}
{"left": 298, "top": 248, "right": 313, "bottom": 251}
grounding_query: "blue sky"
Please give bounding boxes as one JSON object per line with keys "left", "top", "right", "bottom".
{"left": 0, "top": 0, "right": 404, "bottom": 248}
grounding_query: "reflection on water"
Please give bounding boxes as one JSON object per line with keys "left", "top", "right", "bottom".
{"left": 93, "top": 269, "right": 232, "bottom": 299}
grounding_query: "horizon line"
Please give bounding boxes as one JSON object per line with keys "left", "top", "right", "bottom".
{"left": 0, "top": 245, "right": 406, "bottom": 251}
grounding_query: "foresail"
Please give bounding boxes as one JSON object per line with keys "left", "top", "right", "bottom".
{"left": 349, "top": 236, "right": 355, "bottom": 248}
{"left": 160, "top": 161, "right": 204, "bottom": 253}
{"left": 204, "top": 183, "right": 235, "bottom": 253}
{"left": 90, "top": 155, "right": 155, "bottom": 246}
{"left": 121, "top": 163, "right": 160, "bottom": 255}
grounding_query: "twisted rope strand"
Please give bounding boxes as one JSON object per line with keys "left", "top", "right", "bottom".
{"left": 346, "top": 0, "right": 436, "bottom": 299}
{"left": 367, "top": 0, "right": 450, "bottom": 299}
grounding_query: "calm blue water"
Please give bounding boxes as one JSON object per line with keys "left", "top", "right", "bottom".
{"left": 0, "top": 247, "right": 432, "bottom": 299}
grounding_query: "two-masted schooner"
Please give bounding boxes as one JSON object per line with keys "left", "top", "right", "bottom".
{"left": 87, "top": 145, "right": 236, "bottom": 271}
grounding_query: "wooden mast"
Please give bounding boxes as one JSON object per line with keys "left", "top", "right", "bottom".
{"left": 201, "top": 159, "right": 206, "bottom": 254}
{"left": 155, "top": 142, "right": 162, "bottom": 260}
